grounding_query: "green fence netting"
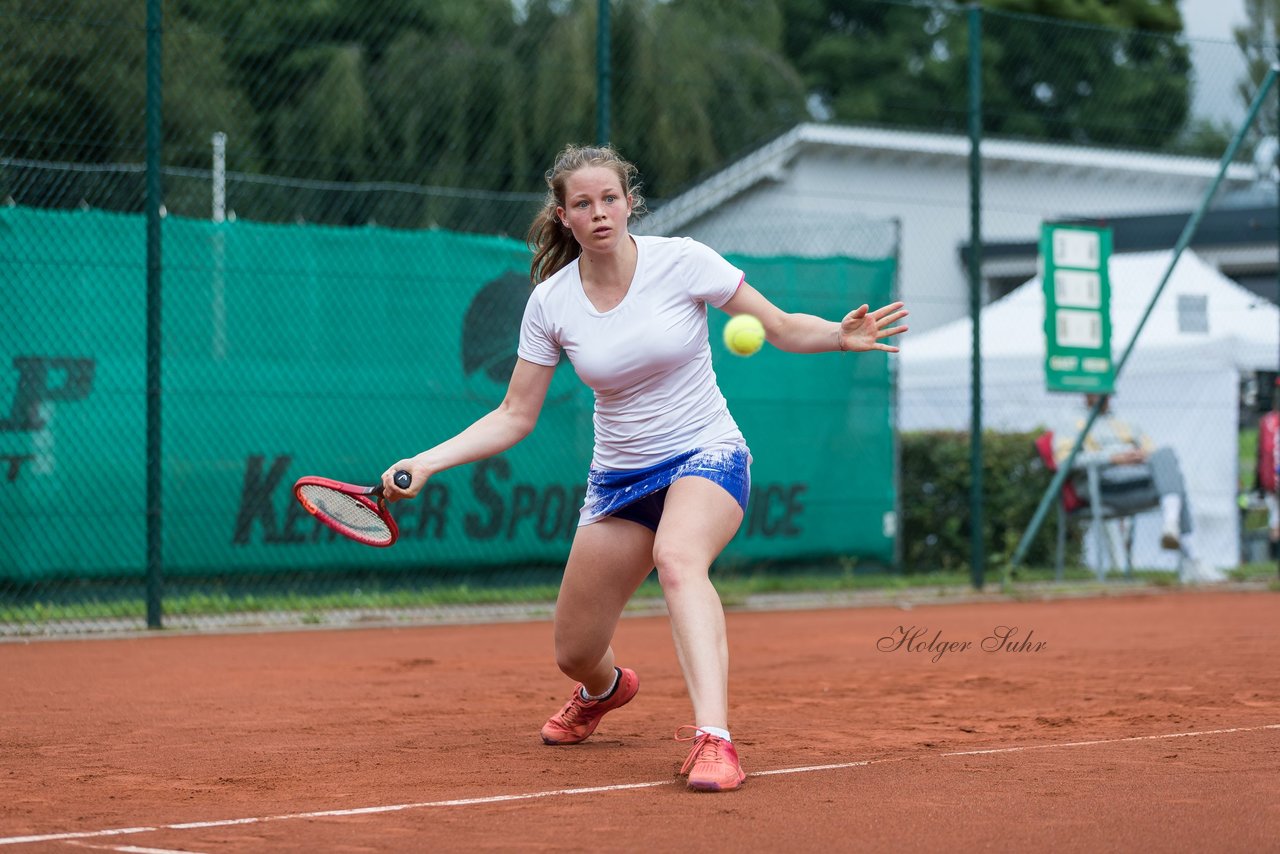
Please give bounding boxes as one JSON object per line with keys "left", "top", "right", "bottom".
{"left": 6, "top": 0, "right": 1269, "bottom": 630}
{"left": 0, "top": 206, "right": 897, "bottom": 632}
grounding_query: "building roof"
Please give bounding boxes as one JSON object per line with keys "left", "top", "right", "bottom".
{"left": 639, "top": 122, "right": 1260, "bottom": 235}
{"left": 968, "top": 203, "right": 1278, "bottom": 265}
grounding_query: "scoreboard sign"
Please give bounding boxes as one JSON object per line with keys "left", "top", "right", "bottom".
{"left": 1040, "top": 223, "right": 1115, "bottom": 393}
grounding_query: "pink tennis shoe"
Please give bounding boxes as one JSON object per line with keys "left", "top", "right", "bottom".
{"left": 540, "top": 667, "right": 639, "bottom": 745}
{"left": 676, "top": 726, "right": 746, "bottom": 791}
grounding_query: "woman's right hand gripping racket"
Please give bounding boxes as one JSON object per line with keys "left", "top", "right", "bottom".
{"left": 292, "top": 470, "right": 412, "bottom": 547}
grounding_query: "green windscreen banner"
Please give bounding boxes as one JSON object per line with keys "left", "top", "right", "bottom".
{"left": 1, "top": 207, "right": 896, "bottom": 580}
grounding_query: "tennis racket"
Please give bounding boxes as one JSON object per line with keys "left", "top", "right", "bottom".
{"left": 292, "top": 470, "right": 412, "bottom": 547}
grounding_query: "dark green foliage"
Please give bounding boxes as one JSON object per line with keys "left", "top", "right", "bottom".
{"left": 1, "top": 0, "right": 1203, "bottom": 229}
{"left": 778, "top": 0, "right": 1192, "bottom": 150}
{"left": 1233, "top": 0, "right": 1280, "bottom": 151}
{"left": 980, "top": 8, "right": 1190, "bottom": 150}
{"left": 900, "top": 429, "right": 1079, "bottom": 573}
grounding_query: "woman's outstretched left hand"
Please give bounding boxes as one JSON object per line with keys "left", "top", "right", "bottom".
{"left": 839, "top": 302, "right": 909, "bottom": 353}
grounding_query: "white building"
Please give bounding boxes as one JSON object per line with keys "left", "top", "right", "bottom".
{"left": 637, "top": 123, "right": 1260, "bottom": 333}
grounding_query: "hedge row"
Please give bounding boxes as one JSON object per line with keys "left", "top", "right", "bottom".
{"left": 900, "top": 430, "right": 1081, "bottom": 573}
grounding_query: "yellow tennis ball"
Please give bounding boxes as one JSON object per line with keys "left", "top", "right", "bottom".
{"left": 723, "top": 313, "right": 765, "bottom": 357}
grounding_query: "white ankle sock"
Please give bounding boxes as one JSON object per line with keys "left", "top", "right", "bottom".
{"left": 697, "top": 726, "right": 731, "bottom": 742}
{"left": 581, "top": 668, "right": 619, "bottom": 701}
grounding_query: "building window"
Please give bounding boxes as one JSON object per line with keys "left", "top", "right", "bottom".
{"left": 1177, "top": 294, "right": 1208, "bottom": 334}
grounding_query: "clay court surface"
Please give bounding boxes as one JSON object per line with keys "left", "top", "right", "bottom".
{"left": 2, "top": 588, "right": 1277, "bottom": 852}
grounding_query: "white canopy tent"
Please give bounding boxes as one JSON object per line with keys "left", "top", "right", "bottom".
{"left": 900, "top": 250, "right": 1280, "bottom": 572}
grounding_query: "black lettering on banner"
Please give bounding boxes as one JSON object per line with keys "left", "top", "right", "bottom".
{"left": 564, "top": 485, "right": 587, "bottom": 540}
{"left": 746, "top": 482, "right": 807, "bottom": 538}
{"left": 392, "top": 483, "right": 449, "bottom": 539}
{"left": 536, "top": 485, "right": 567, "bottom": 541}
{"left": 457, "top": 458, "right": 601, "bottom": 543}
{"left": 3, "top": 454, "right": 34, "bottom": 483}
{"left": 228, "top": 455, "right": 454, "bottom": 546}
{"left": 0, "top": 356, "right": 96, "bottom": 432}
{"left": 277, "top": 488, "right": 314, "bottom": 544}
{"left": 781, "top": 483, "right": 806, "bottom": 535}
{"left": 232, "top": 454, "right": 293, "bottom": 544}
{"left": 506, "top": 481, "right": 583, "bottom": 542}
{"left": 506, "top": 483, "right": 538, "bottom": 539}
{"left": 747, "top": 486, "right": 764, "bottom": 535}
{"left": 463, "top": 460, "right": 586, "bottom": 543}
{"left": 465, "top": 457, "right": 509, "bottom": 540}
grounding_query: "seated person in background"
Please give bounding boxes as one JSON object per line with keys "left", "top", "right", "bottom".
{"left": 1054, "top": 393, "right": 1198, "bottom": 558}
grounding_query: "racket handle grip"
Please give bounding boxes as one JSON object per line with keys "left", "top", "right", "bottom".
{"left": 393, "top": 470, "right": 412, "bottom": 490}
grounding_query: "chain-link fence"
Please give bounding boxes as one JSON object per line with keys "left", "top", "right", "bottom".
{"left": 1, "top": 208, "right": 899, "bottom": 637}
{"left": 1, "top": 0, "right": 814, "bottom": 232}
{"left": 3, "top": 1, "right": 1277, "bottom": 635}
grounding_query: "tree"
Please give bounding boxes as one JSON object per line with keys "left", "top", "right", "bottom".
{"left": 981, "top": 2, "right": 1190, "bottom": 149}
{"left": 612, "top": 0, "right": 807, "bottom": 199}
{"left": 194, "top": 0, "right": 805, "bottom": 224}
{"left": 0, "top": 0, "right": 241, "bottom": 210}
{"left": 1235, "top": 0, "right": 1279, "bottom": 151}
{"left": 780, "top": 0, "right": 971, "bottom": 131}
{"left": 778, "top": 0, "right": 1192, "bottom": 150}
{"left": 175, "top": 0, "right": 532, "bottom": 227}
{"left": 1, "top": 0, "right": 809, "bottom": 223}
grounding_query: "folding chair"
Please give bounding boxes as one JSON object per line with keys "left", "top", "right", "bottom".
{"left": 1034, "top": 431, "right": 1153, "bottom": 581}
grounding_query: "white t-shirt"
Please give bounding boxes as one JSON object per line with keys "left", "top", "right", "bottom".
{"left": 518, "top": 235, "right": 746, "bottom": 470}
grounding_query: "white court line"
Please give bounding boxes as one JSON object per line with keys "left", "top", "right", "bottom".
{"left": 939, "top": 723, "right": 1280, "bottom": 757}
{"left": 748, "top": 722, "right": 1280, "bottom": 777}
{"left": 67, "top": 841, "right": 207, "bottom": 854}
{"left": 3, "top": 722, "right": 1275, "bottom": 848}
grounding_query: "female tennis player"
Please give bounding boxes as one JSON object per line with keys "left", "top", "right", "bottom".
{"left": 381, "top": 144, "right": 907, "bottom": 792}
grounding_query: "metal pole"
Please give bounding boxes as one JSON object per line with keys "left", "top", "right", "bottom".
{"left": 596, "top": 0, "right": 611, "bottom": 145}
{"left": 145, "top": 0, "right": 164, "bottom": 628}
{"left": 967, "top": 4, "right": 984, "bottom": 589}
{"left": 212, "top": 132, "right": 227, "bottom": 361}
{"left": 211, "top": 131, "right": 226, "bottom": 223}
{"left": 892, "top": 217, "right": 904, "bottom": 573}
{"left": 1010, "top": 64, "right": 1280, "bottom": 570}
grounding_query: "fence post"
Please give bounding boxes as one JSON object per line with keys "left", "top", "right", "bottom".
{"left": 967, "top": 3, "right": 984, "bottom": 589}
{"left": 596, "top": 0, "right": 611, "bottom": 145}
{"left": 145, "top": 0, "right": 164, "bottom": 629}
{"left": 212, "top": 132, "right": 226, "bottom": 223}
{"left": 212, "top": 132, "right": 228, "bottom": 361}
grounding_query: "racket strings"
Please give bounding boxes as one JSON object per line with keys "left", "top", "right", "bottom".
{"left": 296, "top": 483, "right": 393, "bottom": 545}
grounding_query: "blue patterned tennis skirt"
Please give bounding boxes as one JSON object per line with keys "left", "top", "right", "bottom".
{"left": 578, "top": 443, "right": 752, "bottom": 532}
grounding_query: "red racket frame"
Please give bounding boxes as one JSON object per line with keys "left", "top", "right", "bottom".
{"left": 293, "top": 475, "right": 400, "bottom": 547}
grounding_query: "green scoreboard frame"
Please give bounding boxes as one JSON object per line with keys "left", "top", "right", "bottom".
{"left": 1040, "top": 223, "right": 1114, "bottom": 394}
